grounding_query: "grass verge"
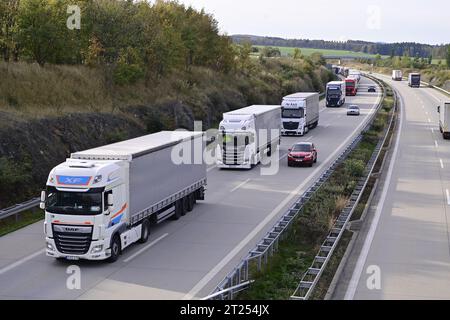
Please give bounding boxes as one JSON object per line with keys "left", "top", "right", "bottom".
{"left": 238, "top": 80, "right": 395, "bottom": 300}
{"left": 0, "top": 209, "right": 44, "bottom": 237}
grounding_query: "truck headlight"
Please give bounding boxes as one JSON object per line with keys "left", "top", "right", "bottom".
{"left": 46, "top": 242, "right": 54, "bottom": 251}
{"left": 91, "top": 245, "right": 103, "bottom": 253}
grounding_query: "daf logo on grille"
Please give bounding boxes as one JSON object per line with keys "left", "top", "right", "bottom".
{"left": 65, "top": 227, "right": 79, "bottom": 232}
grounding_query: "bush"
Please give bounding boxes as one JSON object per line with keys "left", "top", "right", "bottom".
{"left": 113, "top": 63, "right": 144, "bottom": 85}
{"left": 344, "top": 159, "right": 365, "bottom": 178}
{"left": 0, "top": 157, "right": 32, "bottom": 207}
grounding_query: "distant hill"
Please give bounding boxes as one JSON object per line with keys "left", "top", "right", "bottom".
{"left": 231, "top": 35, "right": 448, "bottom": 59}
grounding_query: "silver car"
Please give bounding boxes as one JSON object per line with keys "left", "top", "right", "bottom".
{"left": 347, "top": 105, "right": 360, "bottom": 116}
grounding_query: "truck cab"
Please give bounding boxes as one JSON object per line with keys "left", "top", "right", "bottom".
{"left": 345, "top": 78, "right": 358, "bottom": 96}
{"left": 326, "top": 81, "right": 346, "bottom": 107}
{"left": 438, "top": 102, "right": 450, "bottom": 139}
{"left": 43, "top": 159, "right": 127, "bottom": 261}
{"left": 408, "top": 73, "right": 421, "bottom": 88}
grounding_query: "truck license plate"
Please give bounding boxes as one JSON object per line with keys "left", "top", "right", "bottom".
{"left": 66, "top": 256, "right": 80, "bottom": 261}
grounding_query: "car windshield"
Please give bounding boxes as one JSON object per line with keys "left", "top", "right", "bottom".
{"left": 282, "top": 108, "right": 304, "bottom": 118}
{"left": 349, "top": 106, "right": 358, "bottom": 109}
{"left": 46, "top": 186, "right": 103, "bottom": 215}
{"left": 292, "top": 144, "right": 311, "bottom": 152}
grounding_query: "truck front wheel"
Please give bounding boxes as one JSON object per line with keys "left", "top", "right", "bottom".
{"left": 138, "top": 220, "right": 150, "bottom": 244}
{"left": 108, "top": 235, "right": 121, "bottom": 263}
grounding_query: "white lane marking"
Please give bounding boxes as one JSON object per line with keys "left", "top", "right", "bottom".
{"left": 440, "top": 159, "right": 444, "bottom": 169}
{"left": 230, "top": 179, "right": 251, "bottom": 193}
{"left": 447, "top": 190, "right": 450, "bottom": 206}
{"left": 185, "top": 90, "right": 382, "bottom": 300}
{"left": 207, "top": 165, "right": 217, "bottom": 172}
{"left": 345, "top": 87, "right": 404, "bottom": 300}
{"left": 428, "top": 118, "right": 431, "bottom": 123}
{"left": 123, "top": 233, "right": 169, "bottom": 263}
{"left": 431, "top": 128, "right": 435, "bottom": 134}
{"left": 0, "top": 249, "right": 45, "bottom": 276}
{"left": 435, "top": 140, "right": 439, "bottom": 148}
{"left": 305, "top": 136, "right": 314, "bottom": 141}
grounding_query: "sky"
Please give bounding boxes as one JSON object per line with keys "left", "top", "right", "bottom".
{"left": 179, "top": 0, "right": 449, "bottom": 45}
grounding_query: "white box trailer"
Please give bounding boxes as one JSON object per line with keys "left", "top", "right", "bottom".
{"left": 281, "top": 92, "right": 320, "bottom": 135}
{"left": 438, "top": 102, "right": 450, "bottom": 139}
{"left": 217, "top": 105, "right": 281, "bottom": 169}
{"left": 42, "top": 131, "right": 207, "bottom": 262}
{"left": 392, "top": 70, "right": 403, "bottom": 81}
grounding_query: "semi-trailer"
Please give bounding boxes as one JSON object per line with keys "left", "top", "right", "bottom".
{"left": 392, "top": 70, "right": 403, "bottom": 81}
{"left": 345, "top": 78, "right": 358, "bottom": 96}
{"left": 281, "top": 92, "right": 320, "bottom": 135}
{"left": 41, "top": 131, "right": 207, "bottom": 262}
{"left": 326, "top": 81, "right": 346, "bottom": 107}
{"left": 216, "top": 105, "right": 281, "bottom": 169}
{"left": 408, "top": 73, "right": 421, "bottom": 88}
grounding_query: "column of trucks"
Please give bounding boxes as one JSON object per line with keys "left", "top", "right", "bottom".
{"left": 42, "top": 97, "right": 324, "bottom": 262}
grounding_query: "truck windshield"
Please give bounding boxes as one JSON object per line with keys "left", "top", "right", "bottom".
{"left": 46, "top": 186, "right": 103, "bottom": 215}
{"left": 282, "top": 108, "right": 304, "bottom": 118}
{"left": 327, "top": 88, "right": 341, "bottom": 95}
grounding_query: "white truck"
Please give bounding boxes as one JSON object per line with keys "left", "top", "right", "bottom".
{"left": 216, "top": 105, "right": 281, "bottom": 169}
{"left": 326, "top": 81, "right": 346, "bottom": 107}
{"left": 40, "top": 131, "right": 207, "bottom": 262}
{"left": 392, "top": 70, "right": 403, "bottom": 81}
{"left": 281, "top": 92, "right": 320, "bottom": 135}
{"left": 349, "top": 69, "right": 361, "bottom": 83}
{"left": 438, "top": 102, "right": 450, "bottom": 139}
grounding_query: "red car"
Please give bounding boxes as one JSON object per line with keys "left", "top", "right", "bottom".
{"left": 287, "top": 142, "right": 318, "bottom": 167}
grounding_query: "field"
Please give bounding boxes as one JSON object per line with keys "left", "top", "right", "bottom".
{"left": 253, "top": 45, "right": 388, "bottom": 58}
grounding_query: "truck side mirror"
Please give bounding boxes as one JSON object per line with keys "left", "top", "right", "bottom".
{"left": 437, "top": 106, "right": 440, "bottom": 113}
{"left": 40, "top": 191, "right": 46, "bottom": 210}
{"left": 107, "top": 193, "right": 114, "bottom": 208}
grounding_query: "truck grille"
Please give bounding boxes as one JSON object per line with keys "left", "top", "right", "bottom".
{"left": 223, "top": 148, "right": 245, "bottom": 165}
{"left": 283, "top": 122, "right": 299, "bottom": 130}
{"left": 52, "top": 225, "right": 93, "bottom": 255}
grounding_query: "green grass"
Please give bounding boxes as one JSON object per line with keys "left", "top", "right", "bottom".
{"left": 0, "top": 209, "right": 44, "bottom": 237}
{"left": 253, "top": 45, "right": 388, "bottom": 58}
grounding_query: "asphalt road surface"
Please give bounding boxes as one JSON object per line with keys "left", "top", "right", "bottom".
{"left": 0, "top": 77, "right": 381, "bottom": 299}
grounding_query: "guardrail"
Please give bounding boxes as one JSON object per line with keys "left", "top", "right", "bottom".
{"left": 0, "top": 198, "right": 41, "bottom": 222}
{"left": 290, "top": 75, "right": 396, "bottom": 299}
{"left": 419, "top": 80, "right": 449, "bottom": 96}
{"left": 204, "top": 75, "right": 388, "bottom": 300}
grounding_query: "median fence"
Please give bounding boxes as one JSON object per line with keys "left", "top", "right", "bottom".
{"left": 203, "top": 75, "right": 393, "bottom": 300}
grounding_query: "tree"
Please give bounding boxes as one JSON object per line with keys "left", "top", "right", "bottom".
{"left": 446, "top": 45, "right": 450, "bottom": 68}
{"left": 293, "top": 48, "right": 302, "bottom": 60}
{"left": 0, "top": 0, "right": 20, "bottom": 61}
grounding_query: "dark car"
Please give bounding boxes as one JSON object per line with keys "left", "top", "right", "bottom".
{"left": 287, "top": 142, "right": 317, "bottom": 167}
{"left": 368, "top": 85, "right": 376, "bottom": 92}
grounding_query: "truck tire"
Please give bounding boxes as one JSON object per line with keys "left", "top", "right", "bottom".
{"left": 187, "top": 193, "right": 195, "bottom": 212}
{"left": 138, "top": 220, "right": 150, "bottom": 244}
{"left": 181, "top": 196, "right": 189, "bottom": 216}
{"left": 171, "top": 200, "right": 183, "bottom": 220}
{"left": 108, "top": 235, "right": 121, "bottom": 263}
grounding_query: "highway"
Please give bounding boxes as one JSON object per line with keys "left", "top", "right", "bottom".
{"left": 333, "top": 74, "right": 450, "bottom": 300}
{"left": 0, "top": 77, "right": 381, "bottom": 299}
